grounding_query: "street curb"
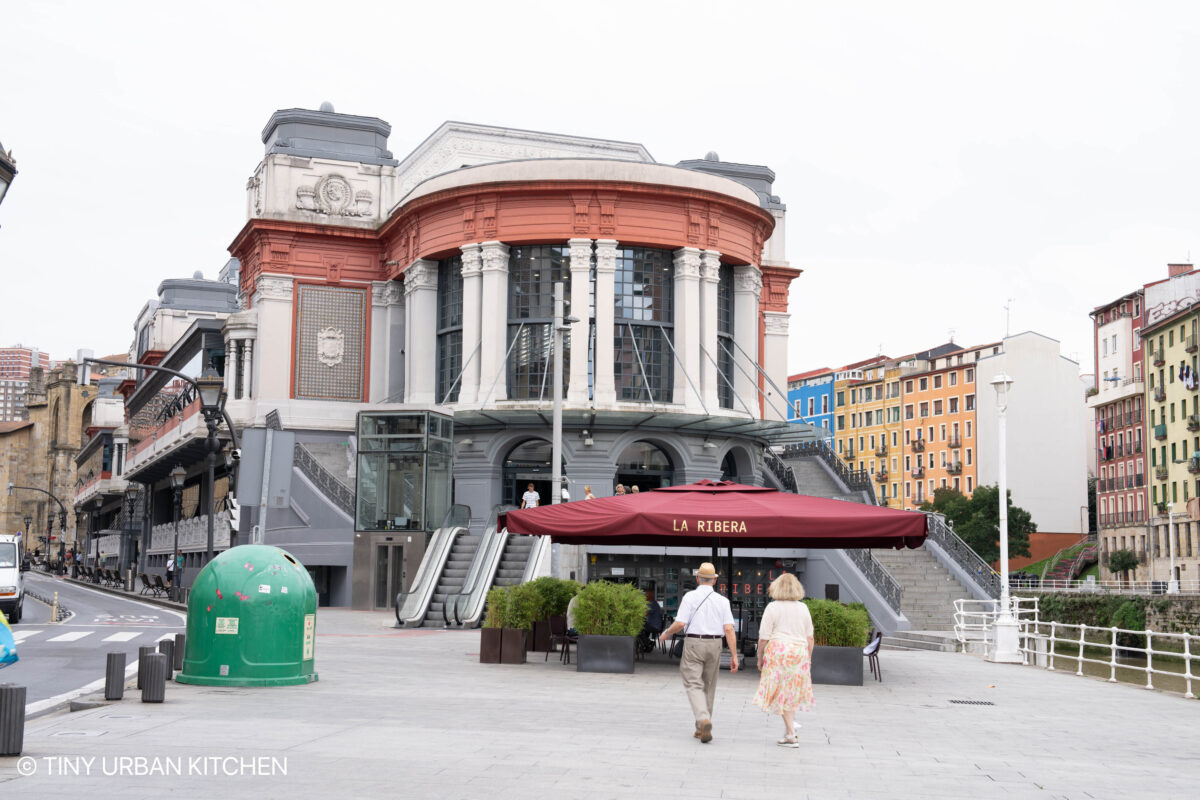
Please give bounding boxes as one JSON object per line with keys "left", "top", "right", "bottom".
{"left": 60, "top": 576, "right": 187, "bottom": 613}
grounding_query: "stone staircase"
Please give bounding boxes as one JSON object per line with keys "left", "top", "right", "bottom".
{"left": 785, "top": 457, "right": 869, "bottom": 503}
{"left": 1044, "top": 543, "right": 1098, "bottom": 583}
{"left": 879, "top": 630, "right": 960, "bottom": 652}
{"left": 420, "top": 534, "right": 480, "bottom": 627}
{"left": 870, "top": 544, "right": 973, "bottom": 634}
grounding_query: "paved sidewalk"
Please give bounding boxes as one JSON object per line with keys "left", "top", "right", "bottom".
{"left": 2, "top": 608, "right": 1196, "bottom": 798}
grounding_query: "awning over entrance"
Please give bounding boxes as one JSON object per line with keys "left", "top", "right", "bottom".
{"left": 499, "top": 479, "right": 928, "bottom": 549}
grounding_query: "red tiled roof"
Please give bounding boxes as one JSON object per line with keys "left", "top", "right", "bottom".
{"left": 787, "top": 367, "right": 832, "bottom": 382}
{"left": 0, "top": 421, "right": 34, "bottom": 435}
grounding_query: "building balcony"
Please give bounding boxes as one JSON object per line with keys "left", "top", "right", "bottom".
{"left": 1133, "top": 472, "right": 1145, "bottom": 487}
{"left": 149, "top": 511, "right": 233, "bottom": 555}
{"left": 844, "top": 449, "right": 856, "bottom": 462}
{"left": 73, "top": 472, "right": 129, "bottom": 508}
{"left": 1151, "top": 348, "right": 1165, "bottom": 367}
{"left": 1189, "top": 457, "right": 1200, "bottom": 475}
{"left": 1133, "top": 440, "right": 1143, "bottom": 454}
{"left": 1153, "top": 388, "right": 1166, "bottom": 403}
{"left": 911, "top": 467, "right": 925, "bottom": 479}
{"left": 1154, "top": 423, "right": 1167, "bottom": 440}
{"left": 947, "top": 435, "right": 962, "bottom": 449}
{"left": 947, "top": 462, "right": 962, "bottom": 475}
{"left": 1155, "top": 465, "right": 1169, "bottom": 481}
{"left": 875, "top": 470, "right": 888, "bottom": 483}
{"left": 875, "top": 445, "right": 888, "bottom": 457}
{"left": 1186, "top": 334, "right": 1197, "bottom": 354}
{"left": 1187, "top": 414, "right": 1199, "bottom": 432}
{"left": 910, "top": 440, "right": 926, "bottom": 453}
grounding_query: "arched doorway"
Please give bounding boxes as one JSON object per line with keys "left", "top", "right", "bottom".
{"left": 502, "top": 439, "right": 565, "bottom": 508}
{"left": 614, "top": 441, "right": 674, "bottom": 492}
{"left": 720, "top": 452, "right": 738, "bottom": 482}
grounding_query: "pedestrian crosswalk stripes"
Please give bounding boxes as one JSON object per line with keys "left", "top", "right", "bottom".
{"left": 12, "top": 629, "right": 177, "bottom": 644}
{"left": 101, "top": 631, "right": 141, "bottom": 642}
{"left": 46, "top": 631, "right": 93, "bottom": 642}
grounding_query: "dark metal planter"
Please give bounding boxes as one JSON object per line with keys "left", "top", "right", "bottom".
{"left": 811, "top": 645, "right": 864, "bottom": 686}
{"left": 528, "top": 619, "right": 554, "bottom": 652}
{"left": 500, "top": 628, "right": 527, "bottom": 664}
{"left": 480, "top": 627, "right": 503, "bottom": 664}
{"left": 576, "top": 634, "right": 636, "bottom": 674}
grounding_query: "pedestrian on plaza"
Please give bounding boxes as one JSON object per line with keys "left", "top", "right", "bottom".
{"left": 520, "top": 483, "right": 540, "bottom": 509}
{"left": 560, "top": 479, "right": 570, "bottom": 503}
{"left": 658, "top": 562, "right": 738, "bottom": 743}
{"left": 752, "top": 573, "right": 815, "bottom": 748}
{"left": 615, "top": 484, "right": 626, "bottom": 495}
{"left": 166, "top": 549, "right": 178, "bottom": 587}
{"left": 631, "top": 485, "right": 640, "bottom": 494}
{"left": 583, "top": 485, "right": 596, "bottom": 500}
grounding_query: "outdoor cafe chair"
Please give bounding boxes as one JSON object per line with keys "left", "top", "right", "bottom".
{"left": 863, "top": 631, "right": 883, "bottom": 682}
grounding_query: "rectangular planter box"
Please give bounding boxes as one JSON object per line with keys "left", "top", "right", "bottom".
{"left": 500, "top": 628, "right": 527, "bottom": 664}
{"left": 528, "top": 619, "right": 553, "bottom": 652}
{"left": 480, "top": 627, "right": 502, "bottom": 664}
{"left": 811, "top": 645, "right": 864, "bottom": 686}
{"left": 576, "top": 634, "right": 635, "bottom": 674}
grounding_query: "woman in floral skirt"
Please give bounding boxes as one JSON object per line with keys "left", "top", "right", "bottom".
{"left": 752, "top": 573, "right": 815, "bottom": 748}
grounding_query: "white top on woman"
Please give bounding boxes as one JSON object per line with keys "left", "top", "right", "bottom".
{"left": 757, "top": 600, "right": 814, "bottom": 647}
{"left": 521, "top": 490, "right": 540, "bottom": 508}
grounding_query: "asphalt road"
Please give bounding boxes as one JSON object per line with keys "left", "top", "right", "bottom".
{"left": 3, "top": 571, "right": 185, "bottom": 707}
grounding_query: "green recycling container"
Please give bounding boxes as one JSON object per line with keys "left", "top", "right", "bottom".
{"left": 176, "top": 545, "right": 318, "bottom": 687}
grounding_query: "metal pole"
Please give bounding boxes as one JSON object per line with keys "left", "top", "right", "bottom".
{"left": 988, "top": 374, "right": 1021, "bottom": 663}
{"left": 1167, "top": 505, "right": 1180, "bottom": 594}
{"left": 551, "top": 282, "right": 564, "bottom": 577}
{"left": 206, "top": 415, "right": 217, "bottom": 566}
{"left": 173, "top": 485, "right": 181, "bottom": 602}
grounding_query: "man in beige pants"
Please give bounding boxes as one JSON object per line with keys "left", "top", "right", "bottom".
{"left": 659, "top": 562, "right": 738, "bottom": 742}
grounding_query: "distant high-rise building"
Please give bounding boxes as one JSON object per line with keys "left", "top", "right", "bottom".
{"left": 0, "top": 344, "right": 55, "bottom": 421}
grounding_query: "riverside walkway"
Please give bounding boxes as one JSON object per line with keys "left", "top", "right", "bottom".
{"left": 3, "top": 608, "right": 1196, "bottom": 799}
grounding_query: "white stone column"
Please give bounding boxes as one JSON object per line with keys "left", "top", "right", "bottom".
{"left": 699, "top": 250, "right": 721, "bottom": 411}
{"left": 251, "top": 275, "right": 295, "bottom": 402}
{"left": 732, "top": 264, "right": 761, "bottom": 417}
{"left": 224, "top": 340, "right": 237, "bottom": 398}
{"left": 762, "top": 311, "right": 790, "bottom": 421}
{"left": 243, "top": 340, "right": 254, "bottom": 399}
{"left": 567, "top": 238, "right": 593, "bottom": 404}
{"left": 593, "top": 239, "right": 618, "bottom": 406}
{"left": 478, "top": 242, "right": 510, "bottom": 403}
{"left": 403, "top": 259, "right": 439, "bottom": 404}
{"left": 370, "top": 281, "right": 391, "bottom": 402}
{"left": 459, "top": 244, "right": 483, "bottom": 405}
{"left": 673, "top": 247, "right": 703, "bottom": 411}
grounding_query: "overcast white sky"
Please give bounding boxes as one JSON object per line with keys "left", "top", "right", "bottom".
{"left": 1, "top": 1, "right": 1195, "bottom": 377}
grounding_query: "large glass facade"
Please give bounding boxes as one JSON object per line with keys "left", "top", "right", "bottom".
{"left": 614, "top": 248, "right": 674, "bottom": 402}
{"left": 507, "top": 245, "right": 572, "bottom": 399}
{"left": 717, "top": 264, "right": 734, "bottom": 409}
{"left": 437, "top": 256, "right": 463, "bottom": 403}
{"left": 355, "top": 411, "right": 453, "bottom": 532}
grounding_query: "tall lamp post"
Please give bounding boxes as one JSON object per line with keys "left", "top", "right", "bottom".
{"left": 1166, "top": 503, "right": 1180, "bottom": 594}
{"left": 987, "top": 373, "right": 1022, "bottom": 663}
{"left": 170, "top": 465, "right": 186, "bottom": 602}
{"left": 195, "top": 368, "right": 226, "bottom": 567}
{"left": 8, "top": 483, "right": 68, "bottom": 573}
{"left": 549, "top": 281, "right": 579, "bottom": 578}
{"left": 123, "top": 483, "right": 140, "bottom": 589}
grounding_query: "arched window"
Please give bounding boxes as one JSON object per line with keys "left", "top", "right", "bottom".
{"left": 507, "top": 246, "right": 572, "bottom": 399}
{"left": 614, "top": 440, "right": 674, "bottom": 490}
{"left": 502, "top": 439, "right": 566, "bottom": 507}
{"left": 614, "top": 248, "right": 673, "bottom": 402}
{"left": 717, "top": 264, "right": 734, "bottom": 409}
{"left": 437, "top": 255, "right": 463, "bottom": 403}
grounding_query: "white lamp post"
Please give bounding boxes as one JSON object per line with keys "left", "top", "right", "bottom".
{"left": 987, "top": 373, "right": 1022, "bottom": 663}
{"left": 1166, "top": 503, "right": 1180, "bottom": 594}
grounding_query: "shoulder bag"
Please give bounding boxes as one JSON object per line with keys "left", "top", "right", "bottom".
{"left": 672, "top": 591, "right": 714, "bottom": 659}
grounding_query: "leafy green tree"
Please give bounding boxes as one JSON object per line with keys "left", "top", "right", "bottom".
{"left": 1106, "top": 549, "right": 1138, "bottom": 586}
{"left": 920, "top": 485, "right": 1034, "bottom": 564}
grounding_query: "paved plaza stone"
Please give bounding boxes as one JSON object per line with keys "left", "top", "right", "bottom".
{"left": 2, "top": 608, "right": 1197, "bottom": 798}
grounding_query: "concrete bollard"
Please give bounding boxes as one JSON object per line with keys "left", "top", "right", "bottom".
{"left": 173, "top": 633, "right": 185, "bottom": 671}
{"left": 137, "top": 645, "right": 156, "bottom": 689}
{"left": 158, "top": 639, "right": 174, "bottom": 681}
{"left": 0, "top": 684, "right": 26, "bottom": 755}
{"left": 141, "top": 654, "right": 167, "bottom": 703}
{"left": 104, "top": 652, "right": 127, "bottom": 701}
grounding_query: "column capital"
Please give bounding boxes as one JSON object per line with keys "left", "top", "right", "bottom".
{"left": 568, "top": 238, "right": 593, "bottom": 265}
{"left": 254, "top": 274, "right": 294, "bottom": 303}
{"left": 461, "top": 243, "right": 483, "bottom": 277}
{"left": 762, "top": 310, "right": 790, "bottom": 336}
{"left": 700, "top": 250, "right": 722, "bottom": 283}
{"left": 480, "top": 241, "right": 510, "bottom": 273}
{"left": 733, "top": 263, "right": 762, "bottom": 295}
{"left": 371, "top": 280, "right": 403, "bottom": 307}
{"left": 403, "top": 259, "right": 439, "bottom": 297}
{"left": 594, "top": 239, "right": 619, "bottom": 274}
{"left": 673, "top": 247, "right": 702, "bottom": 279}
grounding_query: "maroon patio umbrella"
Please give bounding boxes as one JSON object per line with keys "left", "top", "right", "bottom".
{"left": 498, "top": 479, "right": 927, "bottom": 549}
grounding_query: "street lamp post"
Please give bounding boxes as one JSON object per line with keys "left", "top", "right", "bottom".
{"left": 549, "top": 281, "right": 579, "bottom": 579}
{"left": 58, "top": 510, "right": 67, "bottom": 574}
{"left": 123, "top": 483, "right": 140, "bottom": 589}
{"left": 195, "top": 368, "right": 226, "bottom": 568}
{"left": 170, "top": 465, "right": 186, "bottom": 602}
{"left": 1166, "top": 503, "right": 1180, "bottom": 594}
{"left": 8, "top": 482, "right": 68, "bottom": 573}
{"left": 987, "top": 373, "right": 1022, "bottom": 663}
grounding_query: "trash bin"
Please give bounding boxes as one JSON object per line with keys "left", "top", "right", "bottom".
{"left": 175, "top": 545, "right": 318, "bottom": 687}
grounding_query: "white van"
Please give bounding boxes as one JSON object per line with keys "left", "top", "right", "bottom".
{"left": 0, "top": 533, "right": 23, "bottom": 623}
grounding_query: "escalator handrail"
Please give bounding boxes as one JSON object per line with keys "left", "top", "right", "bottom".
{"left": 457, "top": 527, "right": 511, "bottom": 628}
{"left": 395, "top": 525, "right": 464, "bottom": 627}
{"left": 520, "top": 532, "right": 552, "bottom": 584}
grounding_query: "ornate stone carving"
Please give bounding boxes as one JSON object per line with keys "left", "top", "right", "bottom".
{"left": 479, "top": 242, "right": 510, "bottom": 274}
{"left": 763, "top": 312, "right": 790, "bottom": 335}
{"left": 371, "top": 281, "right": 403, "bottom": 306}
{"left": 733, "top": 265, "right": 762, "bottom": 294}
{"left": 317, "top": 326, "right": 345, "bottom": 367}
{"left": 673, "top": 247, "right": 702, "bottom": 279}
{"left": 403, "top": 260, "right": 439, "bottom": 296}
{"left": 295, "top": 174, "right": 373, "bottom": 217}
{"left": 700, "top": 250, "right": 722, "bottom": 283}
{"left": 594, "top": 239, "right": 619, "bottom": 274}
{"left": 247, "top": 175, "right": 263, "bottom": 216}
{"left": 255, "top": 275, "right": 294, "bottom": 302}
{"left": 568, "top": 238, "right": 593, "bottom": 270}
{"left": 461, "top": 243, "right": 483, "bottom": 277}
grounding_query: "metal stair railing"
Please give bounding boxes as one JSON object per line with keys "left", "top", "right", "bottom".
{"left": 782, "top": 440, "right": 878, "bottom": 504}
{"left": 924, "top": 512, "right": 1001, "bottom": 599}
{"left": 844, "top": 548, "right": 903, "bottom": 613}
{"left": 294, "top": 442, "right": 355, "bottom": 517}
{"left": 394, "top": 504, "right": 473, "bottom": 627}
{"left": 763, "top": 448, "right": 799, "bottom": 493}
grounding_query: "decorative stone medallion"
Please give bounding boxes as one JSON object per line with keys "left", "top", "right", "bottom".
{"left": 317, "top": 326, "right": 345, "bottom": 367}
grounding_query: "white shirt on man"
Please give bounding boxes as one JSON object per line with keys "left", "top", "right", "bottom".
{"left": 521, "top": 490, "right": 540, "bottom": 508}
{"left": 675, "top": 584, "right": 735, "bottom": 636}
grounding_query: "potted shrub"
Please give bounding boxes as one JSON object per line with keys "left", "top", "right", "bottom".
{"left": 499, "top": 582, "right": 541, "bottom": 664}
{"left": 480, "top": 586, "right": 507, "bottom": 664}
{"left": 526, "top": 577, "right": 580, "bottom": 652}
{"left": 805, "top": 598, "right": 870, "bottom": 686}
{"left": 573, "top": 580, "right": 647, "bottom": 673}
